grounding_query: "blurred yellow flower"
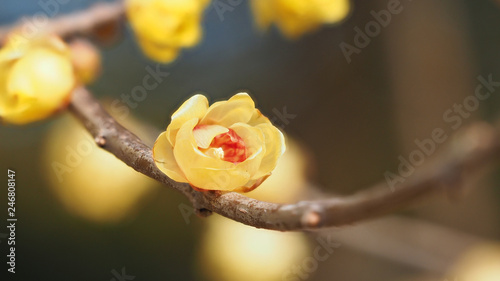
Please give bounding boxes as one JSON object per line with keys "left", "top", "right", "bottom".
{"left": 199, "top": 214, "right": 309, "bottom": 281}
{"left": 153, "top": 93, "right": 286, "bottom": 192}
{"left": 251, "top": 0, "right": 351, "bottom": 39}
{"left": 449, "top": 243, "right": 500, "bottom": 281}
{"left": 0, "top": 33, "right": 75, "bottom": 125}
{"left": 126, "top": 0, "right": 209, "bottom": 63}
{"left": 43, "top": 113, "right": 157, "bottom": 223}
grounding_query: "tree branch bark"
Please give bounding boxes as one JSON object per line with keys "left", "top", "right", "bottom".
{"left": 68, "top": 87, "right": 500, "bottom": 231}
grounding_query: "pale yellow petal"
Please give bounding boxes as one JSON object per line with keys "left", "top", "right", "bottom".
{"left": 313, "top": 0, "right": 351, "bottom": 23}
{"left": 227, "top": 124, "right": 266, "bottom": 189}
{"left": 236, "top": 174, "right": 271, "bottom": 193}
{"left": 12, "top": 48, "right": 73, "bottom": 100}
{"left": 136, "top": 38, "right": 180, "bottom": 63}
{"left": 230, "top": 122, "right": 266, "bottom": 176}
{"left": 193, "top": 124, "right": 228, "bottom": 149}
{"left": 174, "top": 118, "right": 234, "bottom": 171}
{"left": 200, "top": 93, "right": 255, "bottom": 127}
{"left": 271, "top": 0, "right": 316, "bottom": 38}
{"left": 152, "top": 132, "right": 187, "bottom": 182}
{"left": 197, "top": 122, "right": 267, "bottom": 191}
{"left": 174, "top": 118, "right": 251, "bottom": 190}
{"left": 252, "top": 123, "right": 286, "bottom": 179}
{"left": 164, "top": 13, "right": 202, "bottom": 47}
{"left": 248, "top": 108, "right": 272, "bottom": 126}
{"left": 188, "top": 167, "right": 250, "bottom": 191}
{"left": 166, "top": 94, "right": 208, "bottom": 145}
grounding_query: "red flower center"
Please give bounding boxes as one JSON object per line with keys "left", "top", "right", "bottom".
{"left": 210, "top": 129, "right": 247, "bottom": 163}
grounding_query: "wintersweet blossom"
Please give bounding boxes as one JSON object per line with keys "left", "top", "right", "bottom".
{"left": 0, "top": 34, "right": 75, "bottom": 125}
{"left": 153, "top": 93, "right": 286, "bottom": 192}
{"left": 251, "top": 0, "right": 351, "bottom": 39}
{"left": 126, "top": 0, "right": 209, "bottom": 63}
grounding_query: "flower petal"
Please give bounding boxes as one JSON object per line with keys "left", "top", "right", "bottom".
{"left": 235, "top": 174, "right": 271, "bottom": 193}
{"left": 188, "top": 167, "right": 250, "bottom": 191}
{"left": 174, "top": 119, "right": 234, "bottom": 168}
{"left": 173, "top": 118, "right": 256, "bottom": 190}
{"left": 152, "top": 132, "right": 187, "bottom": 182}
{"left": 313, "top": 0, "right": 351, "bottom": 23}
{"left": 252, "top": 123, "right": 286, "bottom": 179}
{"left": 230, "top": 122, "right": 266, "bottom": 177}
{"left": 248, "top": 108, "right": 272, "bottom": 126}
{"left": 193, "top": 124, "right": 228, "bottom": 149}
{"left": 136, "top": 38, "right": 180, "bottom": 63}
{"left": 166, "top": 94, "right": 208, "bottom": 145}
{"left": 200, "top": 93, "right": 255, "bottom": 127}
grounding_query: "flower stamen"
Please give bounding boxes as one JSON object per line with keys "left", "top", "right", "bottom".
{"left": 210, "top": 129, "right": 247, "bottom": 163}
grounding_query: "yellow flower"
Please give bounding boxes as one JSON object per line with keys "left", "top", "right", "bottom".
{"left": 199, "top": 215, "right": 309, "bottom": 281}
{"left": 251, "top": 0, "right": 351, "bottom": 39}
{"left": 450, "top": 243, "right": 500, "bottom": 281}
{"left": 43, "top": 113, "right": 156, "bottom": 224}
{"left": 0, "top": 33, "right": 75, "bottom": 125}
{"left": 153, "top": 93, "right": 286, "bottom": 192}
{"left": 126, "top": 0, "right": 209, "bottom": 63}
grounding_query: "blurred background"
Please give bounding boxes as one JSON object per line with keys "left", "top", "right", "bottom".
{"left": 1, "top": 0, "right": 500, "bottom": 280}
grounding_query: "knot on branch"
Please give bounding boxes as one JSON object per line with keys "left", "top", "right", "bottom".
{"left": 195, "top": 208, "right": 213, "bottom": 218}
{"left": 95, "top": 136, "right": 106, "bottom": 147}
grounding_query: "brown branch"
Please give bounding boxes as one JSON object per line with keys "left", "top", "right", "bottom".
{"left": 0, "top": 1, "right": 125, "bottom": 44}
{"left": 68, "top": 87, "right": 500, "bottom": 231}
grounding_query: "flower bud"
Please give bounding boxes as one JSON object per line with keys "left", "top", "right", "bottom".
{"left": 126, "top": 0, "right": 209, "bottom": 63}
{"left": 69, "top": 39, "right": 101, "bottom": 84}
{"left": 251, "top": 0, "right": 351, "bottom": 39}
{"left": 153, "top": 93, "right": 286, "bottom": 192}
{"left": 0, "top": 33, "right": 75, "bottom": 125}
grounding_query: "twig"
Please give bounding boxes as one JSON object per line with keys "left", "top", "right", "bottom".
{"left": 0, "top": 1, "right": 125, "bottom": 44}
{"left": 68, "top": 87, "right": 500, "bottom": 231}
